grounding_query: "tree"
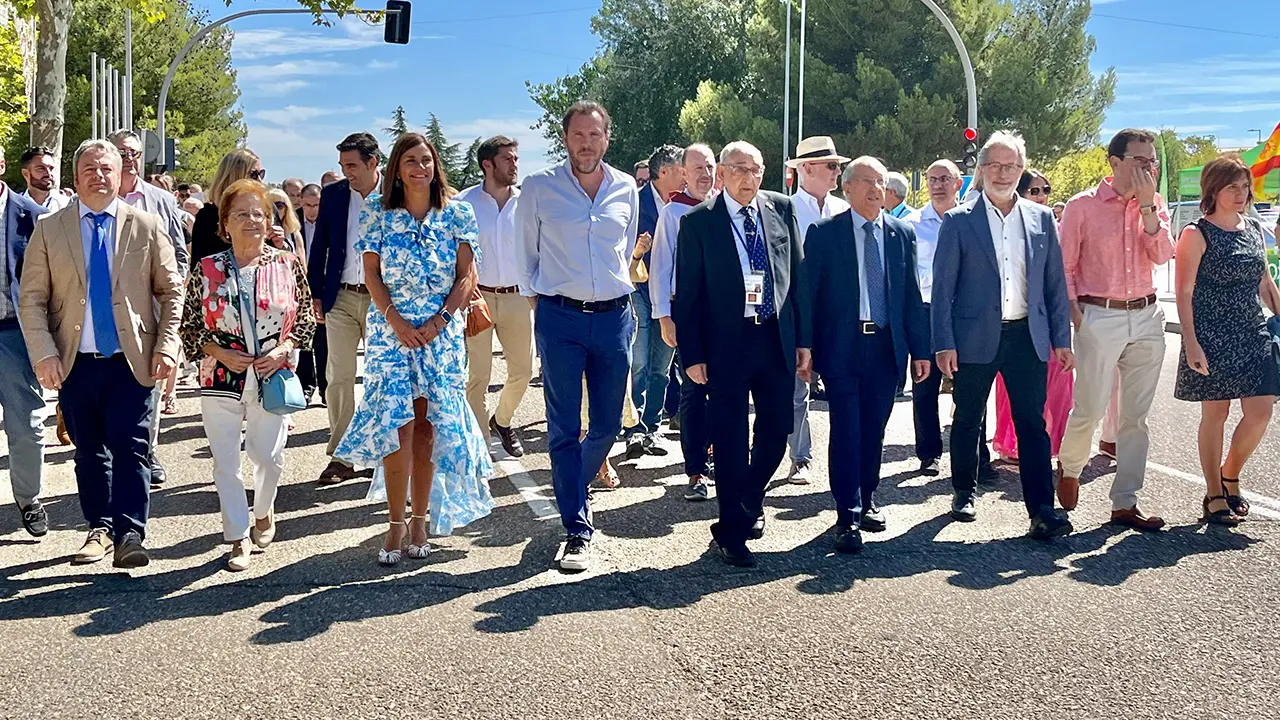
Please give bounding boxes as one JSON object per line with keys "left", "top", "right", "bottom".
{"left": 423, "top": 112, "right": 463, "bottom": 185}
{"left": 1042, "top": 145, "right": 1109, "bottom": 201}
{"left": 0, "top": 19, "right": 26, "bottom": 154}
{"left": 455, "top": 136, "right": 482, "bottom": 190}
{"left": 383, "top": 104, "right": 408, "bottom": 141}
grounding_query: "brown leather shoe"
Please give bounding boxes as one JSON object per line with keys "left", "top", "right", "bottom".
{"left": 1110, "top": 506, "right": 1165, "bottom": 531}
{"left": 55, "top": 404, "right": 72, "bottom": 446}
{"left": 1098, "top": 440, "right": 1117, "bottom": 460}
{"left": 316, "top": 460, "right": 358, "bottom": 485}
{"left": 1056, "top": 466, "right": 1080, "bottom": 511}
{"left": 72, "top": 528, "right": 113, "bottom": 565}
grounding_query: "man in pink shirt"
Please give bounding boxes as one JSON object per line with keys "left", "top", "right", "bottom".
{"left": 1056, "top": 129, "right": 1174, "bottom": 531}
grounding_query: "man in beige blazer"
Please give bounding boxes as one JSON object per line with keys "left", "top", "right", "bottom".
{"left": 19, "top": 139, "right": 183, "bottom": 569}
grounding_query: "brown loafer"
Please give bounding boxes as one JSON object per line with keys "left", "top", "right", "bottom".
{"left": 1110, "top": 506, "right": 1165, "bottom": 531}
{"left": 1098, "top": 440, "right": 1117, "bottom": 460}
{"left": 316, "top": 460, "right": 357, "bottom": 485}
{"left": 1056, "top": 466, "right": 1079, "bottom": 511}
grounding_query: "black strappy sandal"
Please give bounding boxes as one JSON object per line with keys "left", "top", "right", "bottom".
{"left": 1202, "top": 495, "right": 1242, "bottom": 527}
{"left": 1220, "top": 471, "right": 1250, "bottom": 517}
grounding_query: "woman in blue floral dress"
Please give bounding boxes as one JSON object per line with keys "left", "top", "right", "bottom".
{"left": 335, "top": 133, "right": 494, "bottom": 565}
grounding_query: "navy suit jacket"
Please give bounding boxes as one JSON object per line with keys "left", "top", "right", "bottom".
{"left": 806, "top": 211, "right": 929, "bottom": 381}
{"left": 636, "top": 183, "right": 661, "bottom": 286}
{"left": 5, "top": 187, "right": 49, "bottom": 308}
{"left": 930, "top": 194, "right": 1071, "bottom": 364}
{"left": 308, "top": 179, "right": 358, "bottom": 313}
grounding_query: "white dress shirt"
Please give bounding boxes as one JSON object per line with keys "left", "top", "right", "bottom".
{"left": 302, "top": 219, "right": 316, "bottom": 259}
{"left": 648, "top": 195, "right": 700, "bottom": 319}
{"left": 516, "top": 160, "right": 639, "bottom": 302}
{"left": 722, "top": 192, "right": 763, "bottom": 319}
{"left": 648, "top": 182, "right": 668, "bottom": 213}
{"left": 905, "top": 202, "right": 945, "bottom": 304}
{"left": 341, "top": 176, "right": 379, "bottom": 285}
{"left": 456, "top": 184, "right": 522, "bottom": 289}
{"left": 22, "top": 189, "right": 68, "bottom": 212}
{"left": 984, "top": 193, "right": 1029, "bottom": 320}
{"left": 851, "top": 209, "right": 887, "bottom": 323}
{"left": 792, "top": 186, "right": 850, "bottom": 243}
{"left": 77, "top": 199, "right": 119, "bottom": 354}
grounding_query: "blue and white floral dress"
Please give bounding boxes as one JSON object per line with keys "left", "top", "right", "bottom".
{"left": 335, "top": 195, "right": 495, "bottom": 535}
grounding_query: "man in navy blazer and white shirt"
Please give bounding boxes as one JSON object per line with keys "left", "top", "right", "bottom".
{"left": 932, "top": 131, "right": 1075, "bottom": 540}
{"left": 807, "top": 156, "right": 931, "bottom": 553}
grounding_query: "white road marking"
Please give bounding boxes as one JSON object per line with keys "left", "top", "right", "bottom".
{"left": 1145, "top": 459, "right": 1280, "bottom": 520}
{"left": 490, "top": 449, "right": 558, "bottom": 520}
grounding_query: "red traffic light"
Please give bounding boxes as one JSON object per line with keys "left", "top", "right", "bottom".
{"left": 963, "top": 127, "right": 978, "bottom": 142}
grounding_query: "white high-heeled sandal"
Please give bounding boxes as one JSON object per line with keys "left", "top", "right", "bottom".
{"left": 406, "top": 513, "right": 431, "bottom": 559}
{"left": 378, "top": 520, "right": 406, "bottom": 566}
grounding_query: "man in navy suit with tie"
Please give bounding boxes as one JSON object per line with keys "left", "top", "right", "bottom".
{"left": 807, "top": 157, "right": 931, "bottom": 553}
{"left": 932, "top": 131, "right": 1075, "bottom": 539}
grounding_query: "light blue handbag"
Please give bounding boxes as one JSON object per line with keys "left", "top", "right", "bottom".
{"left": 231, "top": 253, "right": 306, "bottom": 416}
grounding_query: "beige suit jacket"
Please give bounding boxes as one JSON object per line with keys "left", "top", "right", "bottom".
{"left": 18, "top": 200, "right": 184, "bottom": 388}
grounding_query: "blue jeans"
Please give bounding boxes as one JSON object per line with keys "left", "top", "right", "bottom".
{"left": 536, "top": 298, "right": 634, "bottom": 539}
{"left": 786, "top": 374, "right": 812, "bottom": 463}
{"left": 0, "top": 326, "right": 45, "bottom": 507}
{"left": 628, "top": 288, "right": 677, "bottom": 435}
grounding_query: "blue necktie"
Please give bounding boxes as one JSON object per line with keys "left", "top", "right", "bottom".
{"left": 863, "top": 220, "right": 888, "bottom": 327}
{"left": 88, "top": 212, "right": 120, "bottom": 356}
{"left": 741, "top": 206, "right": 775, "bottom": 319}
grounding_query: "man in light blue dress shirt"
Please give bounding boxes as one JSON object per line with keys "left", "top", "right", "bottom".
{"left": 515, "top": 101, "right": 639, "bottom": 572}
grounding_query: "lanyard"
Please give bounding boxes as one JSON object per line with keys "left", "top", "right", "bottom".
{"left": 228, "top": 252, "right": 260, "bottom": 357}
{"left": 730, "top": 208, "right": 766, "bottom": 272}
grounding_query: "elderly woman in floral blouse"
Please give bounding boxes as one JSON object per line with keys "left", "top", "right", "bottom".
{"left": 181, "top": 179, "right": 314, "bottom": 572}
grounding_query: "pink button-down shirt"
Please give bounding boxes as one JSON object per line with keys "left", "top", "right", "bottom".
{"left": 1059, "top": 177, "right": 1175, "bottom": 300}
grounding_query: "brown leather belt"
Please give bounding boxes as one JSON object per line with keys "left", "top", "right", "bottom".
{"left": 1078, "top": 294, "right": 1157, "bottom": 311}
{"left": 478, "top": 284, "right": 521, "bottom": 295}
{"left": 340, "top": 283, "right": 370, "bottom": 295}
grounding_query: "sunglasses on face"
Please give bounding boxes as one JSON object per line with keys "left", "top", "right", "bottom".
{"left": 1027, "top": 185, "right": 1052, "bottom": 197}
{"left": 273, "top": 201, "right": 287, "bottom": 210}
{"left": 249, "top": 169, "right": 267, "bottom": 181}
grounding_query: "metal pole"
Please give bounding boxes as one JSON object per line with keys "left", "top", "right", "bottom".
{"left": 106, "top": 65, "right": 114, "bottom": 132}
{"left": 90, "top": 52, "right": 97, "bottom": 138}
{"left": 125, "top": 10, "right": 133, "bottom": 129}
{"left": 797, "top": 0, "right": 806, "bottom": 142}
{"left": 781, "top": 0, "right": 791, "bottom": 192}
{"left": 917, "top": 0, "right": 978, "bottom": 131}
{"left": 158, "top": 7, "right": 387, "bottom": 167}
{"left": 99, "top": 58, "right": 108, "bottom": 135}
{"left": 112, "top": 67, "right": 120, "bottom": 133}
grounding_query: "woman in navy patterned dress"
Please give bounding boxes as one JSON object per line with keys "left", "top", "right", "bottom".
{"left": 335, "top": 133, "right": 494, "bottom": 565}
{"left": 1174, "top": 156, "right": 1280, "bottom": 525}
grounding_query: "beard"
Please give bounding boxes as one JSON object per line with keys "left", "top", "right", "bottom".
{"left": 30, "top": 177, "right": 53, "bottom": 191}
{"left": 570, "top": 153, "right": 600, "bottom": 174}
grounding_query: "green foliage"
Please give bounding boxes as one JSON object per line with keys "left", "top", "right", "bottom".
{"left": 383, "top": 104, "right": 409, "bottom": 141}
{"left": 455, "top": 136, "right": 482, "bottom": 190}
{"left": 0, "top": 21, "right": 27, "bottom": 158}
{"left": 423, "top": 112, "right": 464, "bottom": 186}
{"left": 1043, "top": 145, "right": 1110, "bottom": 201}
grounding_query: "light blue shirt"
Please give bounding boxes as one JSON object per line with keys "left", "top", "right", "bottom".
{"left": 852, "top": 209, "right": 886, "bottom": 323}
{"left": 516, "top": 160, "right": 639, "bottom": 302}
{"left": 78, "top": 199, "right": 119, "bottom": 354}
{"left": 905, "top": 202, "right": 944, "bottom": 304}
{"left": 648, "top": 197, "right": 700, "bottom": 319}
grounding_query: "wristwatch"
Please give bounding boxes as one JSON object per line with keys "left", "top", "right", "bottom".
{"left": 1140, "top": 204, "right": 1158, "bottom": 214}
{"left": 437, "top": 308, "right": 453, "bottom": 325}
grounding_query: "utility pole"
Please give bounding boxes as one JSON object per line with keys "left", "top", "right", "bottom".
{"left": 781, "top": 0, "right": 791, "bottom": 192}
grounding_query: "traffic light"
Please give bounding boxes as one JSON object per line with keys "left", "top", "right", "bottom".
{"left": 164, "top": 137, "right": 179, "bottom": 172}
{"left": 961, "top": 127, "right": 978, "bottom": 171}
{"left": 384, "top": 1, "right": 411, "bottom": 44}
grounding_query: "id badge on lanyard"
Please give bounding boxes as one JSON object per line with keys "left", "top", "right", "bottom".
{"left": 732, "top": 217, "right": 766, "bottom": 307}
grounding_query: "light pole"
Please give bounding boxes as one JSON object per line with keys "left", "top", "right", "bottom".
{"left": 1250, "top": 129, "right": 1263, "bottom": 145}
{"left": 781, "top": 0, "right": 791, "bottom": 190}
{"left": 797, "top": 0, "right": 807, "bottom": 142}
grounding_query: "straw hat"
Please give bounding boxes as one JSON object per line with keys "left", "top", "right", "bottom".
{"left": 785, "top": 136, "right": 852, "bottom": 168}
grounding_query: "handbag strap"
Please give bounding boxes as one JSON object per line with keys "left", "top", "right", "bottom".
{"left": 227, "top": 250, "right": 265, "bottom": 393}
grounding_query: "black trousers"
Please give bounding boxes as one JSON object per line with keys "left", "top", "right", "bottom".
{"left": 60, "top": 353, "right": 154, "bottom": 541}
{"left": 678, "top": 359, "right": 711, "bottom": 476}
{"left": 827, "top": 328, "right": 899, "bottom": 527}
{"left": 913, "top": 304, "right": 990, "bottom": 465}
{"left": 950, "top": 320, "right": 1053, "bottom": 518}
{"left": 707, "top": 318, "right": 793, "bottom": 546}
{"left": 664, "top": 352, "right": 682, "bottom": 418}
{"left": 297, "top": 323, "right": 328, "bottom": 397}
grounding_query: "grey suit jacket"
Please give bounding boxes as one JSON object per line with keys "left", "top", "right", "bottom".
{"left": 133, "top": 181, "right": 190, "bottom": 275}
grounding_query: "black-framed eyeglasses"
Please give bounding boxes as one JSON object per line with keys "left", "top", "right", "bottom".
{"left": 249, "top": 168, "right": 267, "bottom": 181}
{"left": 1123, "top": 155, "right": 1160, "bottom": 169}
{"left": 1027, "top": 185, "right": 1052, "bottom": 197}
{"left": 118, "top": 149, "right": 142, "bottom": 160}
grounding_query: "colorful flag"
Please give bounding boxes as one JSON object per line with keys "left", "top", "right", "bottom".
{"left": 1250, "top": 122, "right": 1280, "bottom": 196}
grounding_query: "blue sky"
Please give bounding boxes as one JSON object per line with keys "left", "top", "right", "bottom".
{"left": 198, "top": 0, "right": 1280, "bottom": 184}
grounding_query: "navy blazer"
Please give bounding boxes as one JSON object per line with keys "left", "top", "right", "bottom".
{"left": 5, "top": 187, "right": 49, "bottom": 308}
{"left": 806, "top": 211, "right": 930, "bottom": 381}
{"left": 636, "top": 183, "right": 661, "bottom": 285}
{"left": 673, "top": 191, "right": 811, "bottom": 379}
{"left": 931, "top": 194, "right": 1071, "bottom": 364}
{"left": 308, "top": 178, "right": 359, "bottom": 313}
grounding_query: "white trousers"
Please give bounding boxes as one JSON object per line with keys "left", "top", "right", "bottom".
{"left": 201, "top": 375, "right": 288, "bottom": 541}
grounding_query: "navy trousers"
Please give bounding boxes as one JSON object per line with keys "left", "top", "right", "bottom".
{"left": 60, "top": 353, "right": 155, "bottom": 541}
{"left": 678, "top": 360, "right": 711, "bottom": 476}
{"left": 826, "top": 329, "right": 900, "bottom": 527}
{"left": 535, "top": 298, "right": 634, "bottom": 539}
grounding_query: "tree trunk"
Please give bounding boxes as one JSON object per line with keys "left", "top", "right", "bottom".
{"left": 32, "top": 0, "right": 73, "bottom": 169}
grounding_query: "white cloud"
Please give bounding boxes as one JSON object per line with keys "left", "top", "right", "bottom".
{"left": 251, "top": 105, "right": 366, "bottom": 126}
{"left": 231, "top": 15, "right": 384, "bottom": 60}
{"left": 237, "top": 59, "right": 348, "bottom": 83}
{"left": 246, "top": 79, "right": 311, "bottom": 97}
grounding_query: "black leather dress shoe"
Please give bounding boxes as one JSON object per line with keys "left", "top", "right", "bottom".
{"left": 624, "top": 435, "right": 645, "bottom": 460}
{"left": 950, "top": 492, "right": 977, "bottom": 522}
{"left": 149, "top": 455, "right": 166, "bottom": 488}
{"left": 718, "top": 543, "right": 757, "bottom": 568}
{"left": 748, "top": 516, "right": 765, "bottom": 540}
{"left": 920, "top": 457, "right": 940, "bottom": 476}
{"left": 489, "top": 416, "right": 525, "bottom": 458}
{"left": 833, "top": 524, "right": 863, "bottom": 554}
{"left": 1028, "top": 511, "right": 1073, "bottom": 540}
{"left": 860, "top": 505, "right": 886, "bottom": 533}
{"left": 20, "top": 501, "right": 48, "bottom": 537}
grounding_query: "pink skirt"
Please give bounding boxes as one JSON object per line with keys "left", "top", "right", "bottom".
{"left": 993, "top": 356, "right": 1075, "bottom": 460}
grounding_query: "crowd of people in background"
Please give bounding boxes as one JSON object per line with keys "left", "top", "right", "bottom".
{"left": 0, "top": 100, "right": 1277, "bottom": 573}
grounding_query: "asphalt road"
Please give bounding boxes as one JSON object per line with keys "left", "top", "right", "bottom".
{"left": 1, "top": 332, "right": 1278, "bottom": 719}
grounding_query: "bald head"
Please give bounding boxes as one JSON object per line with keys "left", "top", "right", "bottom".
{"left": 926, "top": 158, "right": 964, "bottom": 212}
{"left": 841, "top": 156, "right": 889, "bottom": 220}
{"left": 720, "top": 141, "right": 765, "bottom": 206}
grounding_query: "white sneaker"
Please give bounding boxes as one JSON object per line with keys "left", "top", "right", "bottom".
{"left": 559, "top": 536, "right": 591, "bottom": 571}
{"left": 790, "top": 461, "right": 812, "bottom": 485}
{"left": 226, "top": 538, "right": 252, "bottom": 572}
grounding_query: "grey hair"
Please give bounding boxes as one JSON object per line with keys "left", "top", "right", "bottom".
{"left": 647, "top": 144, "right": 684, "bottom": 175}
{"left": 683, "top": 143, "right": 715, "bottom": 163}
{"left": 977, "top": 131, "right": 1028, "bottom": 168}
{"left": 719, "top": 141, "right": 762, "bottom": 164}
{"left": 840, "top": 155, "right": 888, "bottom": 185}
{"left": 884, "top": 172, "right": 909, "bottom": 198}
{"left": 106, "top": 129, "right": 141, "bottom": 146}
{"left": 72, "top": 138, "right": 122, "bottom": 171}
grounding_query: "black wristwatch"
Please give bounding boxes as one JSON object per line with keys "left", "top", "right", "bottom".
{"left": 437, "top": 309, "right": 452, "bottom": 325}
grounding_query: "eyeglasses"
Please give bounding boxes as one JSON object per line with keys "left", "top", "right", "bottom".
{"left": 926, "top": 175, "right": 958, "bottom": 185}
{"left": 725, "top": 163, "right": 765, "bottom": 178}
{"left": 850, "top": 176, "right": 886, "bottom": 189}
{"left": 118, "top": 149, "right": 142, "bottom": 160}
{"left": 232, "top": 210, "right": 267, "bottom": 223}
{"left": 1027, "top": 185, "right": 1052, "bottom": 197}
{"left": 803, "top": 161, "right": 839, "bottom": 172}
{"left": 248, "top": 169, "right": 267, "bottom": 181}
{"left": 981, "top": 161, "right": 1024, "bottom": 175}
{"left": 1123, "top": 155, "right": 1160, "bottom": 169}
